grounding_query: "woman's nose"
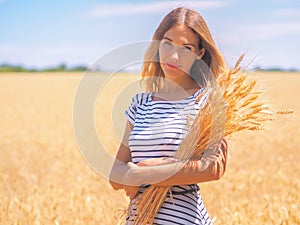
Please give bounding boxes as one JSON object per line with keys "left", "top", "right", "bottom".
{"left": 170, "top": 48, "right": 179, "bottom": 61}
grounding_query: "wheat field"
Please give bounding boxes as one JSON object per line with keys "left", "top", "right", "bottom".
{"left": 0, "top": 72, "right": 299, "bottom": 225}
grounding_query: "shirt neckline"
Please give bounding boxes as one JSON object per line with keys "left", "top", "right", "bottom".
{"left": 149, "top": 88, "right": 203, "bottom": 103}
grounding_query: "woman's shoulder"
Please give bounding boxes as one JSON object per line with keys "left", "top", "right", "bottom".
{"left": 130, "top": 92, "right": 152, "bottom": 106}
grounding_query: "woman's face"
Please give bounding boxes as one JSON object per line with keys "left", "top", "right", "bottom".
{"left": 159, "top": 24, "right": 204, "bottom": 80}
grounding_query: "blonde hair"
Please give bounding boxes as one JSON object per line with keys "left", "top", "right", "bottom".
{"left": 141, "top": 7, "right": 227, "bottom": 92}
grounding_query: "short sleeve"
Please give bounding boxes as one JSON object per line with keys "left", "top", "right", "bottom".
{"left": 124, "top": 94, "right": 138, "bottom": 125}
{"left": 124, "top": 93, "right": 151, "bottom": 125}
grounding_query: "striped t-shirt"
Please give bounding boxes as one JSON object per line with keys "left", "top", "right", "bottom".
{"left": 124, "top": 89, "right": 212, "bottom": 225}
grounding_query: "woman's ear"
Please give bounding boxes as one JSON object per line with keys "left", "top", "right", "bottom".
{"left": 197, "top": 48, "right": 205, "bottom": 60}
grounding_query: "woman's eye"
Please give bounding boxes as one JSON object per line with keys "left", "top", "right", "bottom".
{"left": 183, "top": 46, "right": 192, "bottom": 51}
{"left": 163, "top": 41, "right": 172, "bottom": 46}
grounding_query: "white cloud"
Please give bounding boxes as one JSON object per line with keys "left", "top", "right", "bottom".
{"left": 43, "top": 46, "right": 91, "bottom": 55}
{"left": 83, "top": 1, "right": 230, "bottom": 18}
{"left": 271, "top": 0, "right": 299, "bottom": 3}
{"left": 273, "top": 8, "right": 300, "bottom": 17}
{"left": 245, "top": 22, "right": 300, "bottom": 39}
{"left": 0, "top": 44, "right": 91, "bottom": 55}
{"left": 0, "top": 44, "right": 98, "bottom": 68}
{"left": 217, "top": 20, "right": 300, "bottom": 70}
{"left": 221, "top": 21, "right": 300, "bottom": 42}
{"left": 0, "top": 44, "right": 15, "bottom": 53}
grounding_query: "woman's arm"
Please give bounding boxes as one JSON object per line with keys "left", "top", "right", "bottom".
{"left": 158, "top": 139, "right": 228, "bottom": 185}
{"left": 109, "top": 121, "right": 133, "bottom": 190}
{"left": 124, "top": 139, "right": 228, "bottom": 186}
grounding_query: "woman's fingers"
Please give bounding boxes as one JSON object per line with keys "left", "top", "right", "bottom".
{"left": 124, "top": 185, "right": 139, "bottom": 200}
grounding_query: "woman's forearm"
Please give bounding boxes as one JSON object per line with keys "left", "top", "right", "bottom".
{"left": 156, "top": 157, "right": 224, "bottom": 185}
{"left": 109, "top": 121, "right": 133, "bottom": 190}
{"left": 109, "top": 160, "right": 129, "bottom": 190}
{"left": 131, "top": 139, "right": 228, "bottom": 186}
{"left": 157, "top": 139, "right": 228, "bottom": 185}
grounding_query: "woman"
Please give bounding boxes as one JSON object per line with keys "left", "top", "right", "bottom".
{"left": 110, "top": 7, "right": 228, "bottom": 225}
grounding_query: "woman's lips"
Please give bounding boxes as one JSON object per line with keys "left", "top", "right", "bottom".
{"left": 165, "top": 62, "right": 180, "bottom": 69}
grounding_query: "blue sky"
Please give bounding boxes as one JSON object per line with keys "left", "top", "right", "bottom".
{"left": 0, "top": 0, "right": 300, "bottom": 70}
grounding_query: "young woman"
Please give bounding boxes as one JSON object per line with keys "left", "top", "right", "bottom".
{"left": 110, "top": 7, "right": 228, "bottom": 225}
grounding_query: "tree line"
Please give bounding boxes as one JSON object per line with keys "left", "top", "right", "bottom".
{"left": 0, "top": 63, "right": 88, "bottom": 72}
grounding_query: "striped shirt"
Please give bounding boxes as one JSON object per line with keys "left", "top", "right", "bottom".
{"left": 124, "top": 89, "right": 212, "bottom": 225}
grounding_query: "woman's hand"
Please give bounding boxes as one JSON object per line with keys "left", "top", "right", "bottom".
{"left": 123, "top": 185, "right": 139, "bottom": 200}
{"left": 122, "top": 158, "right": 180, "bottom": 199}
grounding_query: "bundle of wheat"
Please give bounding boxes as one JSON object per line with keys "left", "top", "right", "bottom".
{"left": 125, "top": 54, "right": 292, "bottom": 225}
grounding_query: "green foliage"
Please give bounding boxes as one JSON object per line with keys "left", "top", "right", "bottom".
{"left": 0, "top": 63, "right": 28, "bottom": 72}
{"left": 0, "top": 63, "right": 88, "bottom": 72}
{"left": 253, "top": 65, "right": 298, "bottom": 72}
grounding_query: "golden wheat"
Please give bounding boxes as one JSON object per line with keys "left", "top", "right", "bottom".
{"left": 0, "top": 72, "right": 298, "bottom": 225}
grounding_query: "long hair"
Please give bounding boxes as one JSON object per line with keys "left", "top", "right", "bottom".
{"left": 141, "top": 7, "right": 227, "bottom": 92}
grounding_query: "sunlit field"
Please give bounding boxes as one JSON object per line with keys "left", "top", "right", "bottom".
{"left": 0, "top": 71, "right": 299, "bottom": 225}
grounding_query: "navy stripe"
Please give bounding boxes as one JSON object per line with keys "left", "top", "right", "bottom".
{"left": 129, "top": 142, "right": 181, "bottom": 147}
{"left": 160, "top": 205, "right": 198, "bottom": 221}
{"left": 132, "top": 124, "right": 186, "bottom": 130}
{"left": 155, "top": 211, "right": 196, "bottom": 224}
{"left": 129, "top": 136, "right": 183, "bottom": 142}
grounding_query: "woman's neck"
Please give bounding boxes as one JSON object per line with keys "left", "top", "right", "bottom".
{"left": 161, "top": 75, "right": 200, "bottom": 93}
{"left": 153, "top": 76, "right": 200, "bottom": 101}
